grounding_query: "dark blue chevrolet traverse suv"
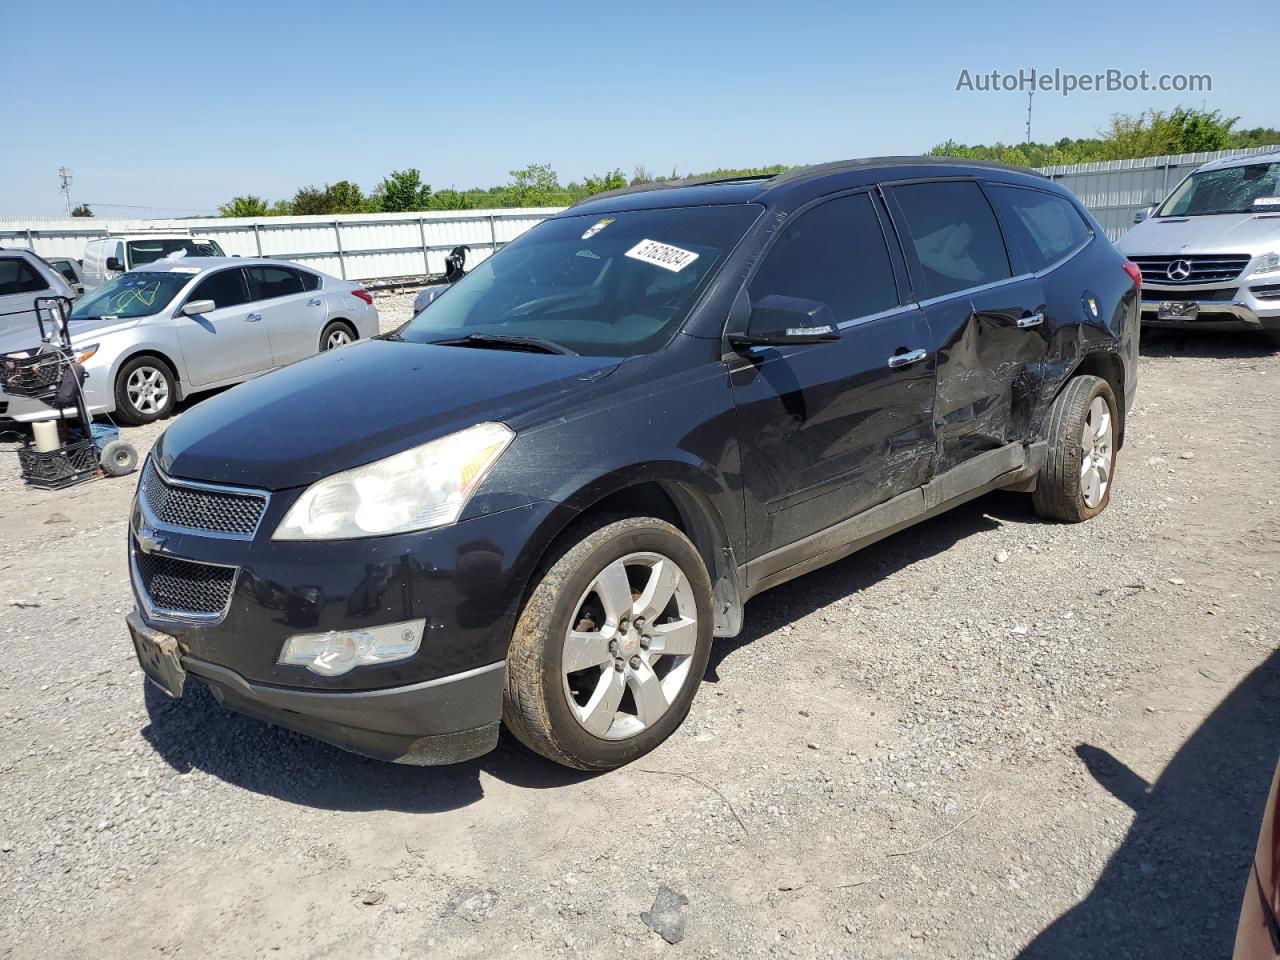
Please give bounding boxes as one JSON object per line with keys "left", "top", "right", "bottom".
{"left": 127, "top": 157, "right": 1141, "bottom": 770}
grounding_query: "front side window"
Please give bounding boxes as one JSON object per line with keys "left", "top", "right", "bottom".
{"left": 247, "top": 266, "right": 305, "bottom": 300}
{"left": 70, "top": 272, "right": 191, "bottom": 320}
{"left": 0, "top": 258, "right": 50, "bottom": 296}
{"left": 188, "top": 269, "right": 250, "bottom": 309}
{"left": 127, "top": 238, "right": 225, "bottom": 266}
{"left": 988, "top": 186, "right": 1092, "bottom": 273}
{"left": 748, "top": 193, "right": 898, "bottom": 324}
{"left": 892, "top": 181, "right": 1012, "bottom": 298}
{"left": 1159, "top": 163, "right": 1280, "bottom": 217}
{"left": 400, "top": 204, "right": 761, "bottom": 357}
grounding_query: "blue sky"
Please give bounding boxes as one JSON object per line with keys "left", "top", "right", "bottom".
{"left": 2, "top": 0, "right": 1270, "bottom": 217}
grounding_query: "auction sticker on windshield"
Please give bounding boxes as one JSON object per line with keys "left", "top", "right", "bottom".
{"left": 625, "top": 239, "right": 699, "bottom": 273}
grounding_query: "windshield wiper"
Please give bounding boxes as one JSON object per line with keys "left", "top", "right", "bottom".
{"left": 431, "top": 333, "right": 578, "bottom": 356}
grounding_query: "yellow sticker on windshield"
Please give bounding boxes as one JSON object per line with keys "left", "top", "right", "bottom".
{"left": 581, "top": 217, "right": 614, "bottom": 240}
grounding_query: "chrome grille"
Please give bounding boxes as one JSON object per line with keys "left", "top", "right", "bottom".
{"left": 1131, "top": 254, "right": 1251, "bottom": 286}
{"left": 140, "top": 460, "right": 266, "bottom": 537}
{"left": 134, "top": 550, "right": 236, "bottom": 616}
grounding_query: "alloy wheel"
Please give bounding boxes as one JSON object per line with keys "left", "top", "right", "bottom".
{"left": 126, "top": 366, "right": 170, "bottom": 416}
{"left": 326, "top": 329, "right": 352, "bottom": 349}
{"left": 1080, "top": 395, "right": 1113, "bottom": 508}
{"left": 560, "top": 552, "right": 699, "bottom": 740}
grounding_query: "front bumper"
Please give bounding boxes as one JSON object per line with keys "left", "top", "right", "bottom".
{"left": 1140, "top": 281, "right": 1280, "bottom": 334}
{"left": 127, "top": 471, "right": 569, "bottom": 762}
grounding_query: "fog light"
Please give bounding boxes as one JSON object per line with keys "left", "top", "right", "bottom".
{"left": 278, "top": 619, "right": 425, "bottom": 676}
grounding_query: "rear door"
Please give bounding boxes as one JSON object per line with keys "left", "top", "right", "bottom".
{"left": 245, "top": 265, "right": 324, "bottom": 365}
{"left": 176, "top": 267, "right": 271, "bottom": 385}
{"left": 885, "top": 179, "right": 1048, "bottom": 474}
{"left": 0, "top": 256, "right": 56, "bottom": 339}
{"left": 729, "top": 191, "right": 937, "bottom": 559}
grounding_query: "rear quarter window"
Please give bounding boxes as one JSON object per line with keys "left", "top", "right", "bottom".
{"left": 988, "top": 185, "right": 1092, "bottom": 273}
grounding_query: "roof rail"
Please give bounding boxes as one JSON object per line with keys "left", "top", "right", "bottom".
{"left": 569, "top": 172, "right": 779, "bottom": 207}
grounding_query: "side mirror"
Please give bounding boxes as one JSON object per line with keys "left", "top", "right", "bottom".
{"left": 182, "top": 299, "right": 216, "bottom": 316}
{"left": 729, "top": 295, "right": 841, "bottom": 348}
{"left": 1133, "top": 206, "right": 1154, "bottom": 224}
{"left": 105, "top": 256, "right": 123, "bottom": 272}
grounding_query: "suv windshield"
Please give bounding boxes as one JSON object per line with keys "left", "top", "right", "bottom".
{"left": 127, "top": 238, "right": 225, "bottom": 265}
{"left": 1158, "top": 162, "right": 1280, "bottom": 217}
{"left": 71, "top": 272, "right": 191, "bottom": 320}
{"left": 399, "top": 204, "right": 761, "bottom": 357}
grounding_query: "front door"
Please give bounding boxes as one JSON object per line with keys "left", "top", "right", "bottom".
{"left": 729, "top": 191, "right": 937, "bottom": 559}
{"left": 176, "top": 267, "right": 271, "bottom": 386}
{"left": 886, "top": 179, "right": 1049, "bottom": 473}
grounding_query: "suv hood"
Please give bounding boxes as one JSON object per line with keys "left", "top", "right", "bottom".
{"left": 155, "top": 338, "right": 621, "bottom": 490}
{"left": 1118, "top": 213, "right": 1280, "bottom": 256}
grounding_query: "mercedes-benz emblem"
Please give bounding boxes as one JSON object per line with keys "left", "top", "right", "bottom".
{"left": 1167, "top": 259, "right": 1192, "bottom": 281}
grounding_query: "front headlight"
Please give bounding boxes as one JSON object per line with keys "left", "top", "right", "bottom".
{"left": 1248, "top": 251, "right": 1280, "bottom": 278}
{"left": 274, "top": 422, "right": 514, "bottom": 540}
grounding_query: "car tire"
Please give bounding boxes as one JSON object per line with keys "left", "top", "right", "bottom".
{"left": 503, "top": 516, "right": 714, "bottom": 770}
{"left": 1032, "top": 374, "right": 1118, "bottom": 523}
{"left": 320, "top": 320, "right": 356, "bottom": 351}
{"left": 114, "top": 356, "right": 176, "bottom": 426}
{"left": 99, "top": 439, "right": 138, "bottom": 477}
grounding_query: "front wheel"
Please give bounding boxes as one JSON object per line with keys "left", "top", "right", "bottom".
{"left": 1032, "top": 375, "right": 1118, "bottom": 523}
{"left": 503, "top": 517, "right": 714, "bottom": 770}
{"left": 114, "top": 356, "right": 176, "bottom": 426}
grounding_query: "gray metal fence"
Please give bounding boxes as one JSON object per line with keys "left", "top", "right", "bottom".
{"left": 1035, "top": 145, "right": 1280, "bottom": 241}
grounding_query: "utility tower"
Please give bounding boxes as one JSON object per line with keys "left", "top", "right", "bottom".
{"left": 1025, "top": 91, "right": 1033, "bottom": 144}
{"left": 57, "top": 167, "right": 74, "bottom": 215}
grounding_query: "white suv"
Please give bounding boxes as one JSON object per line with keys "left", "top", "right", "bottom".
{"left": 0, "top": 248, "right": 76, "bottom": 338}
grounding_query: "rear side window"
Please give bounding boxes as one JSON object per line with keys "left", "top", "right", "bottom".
{"left": 188, "top": 269, "right": 250, "bottom": 309}
{"left": 247, "top": 266, "right": 305, "bottom": 300}
{"left": 749, "top": 193, "right": 899, "bottom": 322}
{"left": 988, "top": 186, "right": 1091, "bottom": 272}
{"left": 0, "top": 258, "right": 51, "bottom": 296}
{"left": 891, "top": 181, "right": 1011, "bottom": 298}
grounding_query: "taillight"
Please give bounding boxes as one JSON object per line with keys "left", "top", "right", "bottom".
{"left": 352, "top": 288, "right": 373, "bottom": 305}
{"left": 1122, "top": 261, "right": 1142, "bottom": 291}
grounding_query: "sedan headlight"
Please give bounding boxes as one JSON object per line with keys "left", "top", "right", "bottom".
{"left": 1248, "top": 251, "right": 1280, "bottom": 278}
{"left": 274, "top": 422, "right": 514, "bottom": 540}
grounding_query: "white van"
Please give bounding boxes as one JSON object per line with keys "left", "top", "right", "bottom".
{"left": 81, "top": 234, "right": 227, "bottom": 291}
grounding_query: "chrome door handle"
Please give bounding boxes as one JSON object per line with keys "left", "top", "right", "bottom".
{"left": 308, "top": 298, "right": 322, "bottom": 306}
{"left": 887, "top": 348, "right": 927, "bottom": 369}
{"left": 1017, "top": 312, "right": 1045, "bottom": 328}
{"left": 245, "top": 313, "right": 262, "bottom": 322}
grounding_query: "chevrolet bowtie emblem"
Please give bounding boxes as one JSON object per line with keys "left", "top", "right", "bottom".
{"left": 135, "top": 526, "right": 167, "bottom": 555}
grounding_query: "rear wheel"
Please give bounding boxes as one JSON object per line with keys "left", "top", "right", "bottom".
{"left": 320, "top": 320, "right": 356, "bottom": 351}
{"left": 114, "top": 356, "right": 175, "bottom": 425}
{"left": 1032, "top": 375, "right": 1117, "bottom": 523}
{"left": 503, "top": 517, "right": 714, "bottom": 770}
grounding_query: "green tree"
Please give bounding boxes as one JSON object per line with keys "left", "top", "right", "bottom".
{"left": 583, "top": 169, "right": 627, "bottom": 194}
{"left": 218, "top": 195, "right": 270, "bottom": 218}
{"left": 289, "top": 185, "right": 335, "bottom": 216}
{"left": 427, "top": 189, "right": 474, "bottom": 210}
{"left": 70, "top": 204, "right": 93, "bottom": 217}
{"left": 373, "top": 169, "right": 432, "bottom": 212}
{"left": 325, "top": 180, "right": 369, "bottom": 213}
{"left": 506, "top": 163, "right": 561, "bottom": 206}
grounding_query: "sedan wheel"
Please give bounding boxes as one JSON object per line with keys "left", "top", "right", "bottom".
{"left": 114, "top": 357, "right": 177, "bottom": 425}
{"left": 126, "top": 366, "right": 170, "bottom": 416}
{"left": 504, "top": 517, "right": 714, "bottom": 770}
{"left": 320, "top": 321, "right": 356, "bottom": 351}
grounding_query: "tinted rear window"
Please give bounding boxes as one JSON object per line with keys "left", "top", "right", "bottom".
{"left": 892, "top": 181, "right": 1011, "bottom": 298}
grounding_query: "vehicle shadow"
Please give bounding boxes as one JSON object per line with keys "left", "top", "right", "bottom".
{"left": 705, "top": 489, "right": 1026, "bottom": 681}
{"left": 1021, "top": 648, "right": 1280, "bottom": 959}
{"left": 140, "top": 679, "right": 594, "bottom": 815}
{"left": 1140, "top": 327, "right": 1276, "bottom": 358}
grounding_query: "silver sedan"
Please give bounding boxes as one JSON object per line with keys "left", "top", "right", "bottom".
{"left": 0, "top": 258, "right": 378, "bottom": 425}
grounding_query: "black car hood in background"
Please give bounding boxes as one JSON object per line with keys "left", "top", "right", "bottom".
{"left": 155, "top": 339, "right": 621, "bottom": 490}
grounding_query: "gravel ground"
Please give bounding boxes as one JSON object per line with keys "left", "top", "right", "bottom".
{"left": 0, "top": 293, "right": 1277, "bottom": 960}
